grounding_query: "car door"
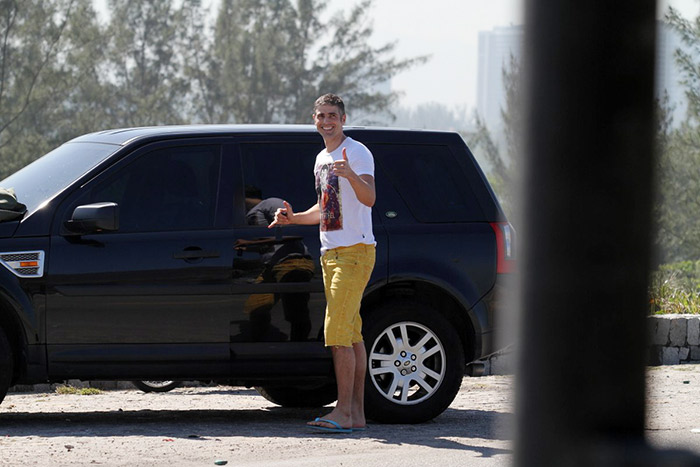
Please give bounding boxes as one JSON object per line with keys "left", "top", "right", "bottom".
{"left": 45, "top": 140, "right": 235, "bottom": 378}
{"left": 225, "top": 139, "right": 328, "bottom": 373}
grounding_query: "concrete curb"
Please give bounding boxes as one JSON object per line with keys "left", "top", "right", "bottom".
{"left": 480, "top": 315, "right": 700, "bottom": 376}
{"left": 9, "top": 380, "right": 140, "bottom": 393}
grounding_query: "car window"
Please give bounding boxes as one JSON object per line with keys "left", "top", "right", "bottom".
{"left": 0, "top": 142, "right": 117, "bottom": 215}
{"left": 372, "top": 144, "right": 482, "bottom": 223}
{"left": 239, "top": 142, "right": 322, "bottom": 226}
{"left": 87, "top": 145, "right": 221, "bottom": 232}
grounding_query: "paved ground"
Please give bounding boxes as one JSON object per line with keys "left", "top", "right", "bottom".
{"left": 646, "top": 365, "right": 700, "bottom": 456}
{"left": 0, "top": 366, "right": 698, "bottom": 466}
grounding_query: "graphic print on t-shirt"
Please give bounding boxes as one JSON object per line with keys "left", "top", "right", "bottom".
{"left": 316, "top": 163, "right": 342, "bottom": 232}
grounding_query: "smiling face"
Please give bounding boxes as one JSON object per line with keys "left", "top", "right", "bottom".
{"left": 313, "top": 104, "right": 346, "bottom": 142}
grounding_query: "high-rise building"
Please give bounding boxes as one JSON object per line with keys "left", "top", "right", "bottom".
{"left": 477, "top": 25, "right": 524, "bottom": 134}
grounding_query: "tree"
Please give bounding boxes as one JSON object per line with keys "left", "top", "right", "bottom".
{"left": 667, "top": 6, "right": 700, "bottom": 127}
{"left": 0, "top": 0, "right": 104, "bottom": 179}
{"left": 653, "top": 93, "right": 700, "bottom": 263}
{"left": 0, "top": 0, "right": 426, "bottom": 180}
{"left": 468, "top": 55, "right": 522, "bottom": 220}
{"left": 653, "top": 7, "right": 700, "bottom": 263}
{"left": 205, "top": 0, "right": 425, "bottom": 124}
{"left": 102, "top": 0, "right": 195, "bottom": 126}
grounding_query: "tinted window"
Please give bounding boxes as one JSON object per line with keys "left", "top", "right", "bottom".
{"left": 239, "top": 142, "right": 322, "bottom": 226}
{"left": 373, "top": 144, "right": 482, "bottom": 222}
{"left": 0, "top": 142, "right": 117, "bottom": 214}
{"left": 87, "top": 145, "right": 221, "bottom": 232}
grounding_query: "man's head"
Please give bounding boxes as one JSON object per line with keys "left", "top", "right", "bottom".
{"left": 313, "top": 94, "right": 346, "bottom": 142}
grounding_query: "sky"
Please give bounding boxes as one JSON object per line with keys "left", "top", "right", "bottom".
{"left": 347, "top": 0, "right": 700, "bottom": 113}
{"left": 350, "top": 0, "right": 523, "bottom": 112}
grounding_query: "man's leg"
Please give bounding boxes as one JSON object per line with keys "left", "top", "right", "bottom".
{"left": 351, "top": 342, "right": 367, "bottom": 428}
{"left": 309, "top": 244, "right": 373, "bottom": 430}
{"left": 309, "top": 343, "right": 366, "bottom": 430}
{"left": 313, "top": 345, "right": 355, "bottom": 429}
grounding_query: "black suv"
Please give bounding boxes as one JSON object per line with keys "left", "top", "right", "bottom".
{"left": 0, "top": 125, "right": 513, "bottom": 423}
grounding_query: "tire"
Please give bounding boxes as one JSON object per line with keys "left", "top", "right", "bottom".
{"left": 131, "top": 380, "right": 181, "bottom": 393}
{"left": 363, "top": 300, "right": 465, "bottom": 424}
{"left": 0, "top": 327, "right": 13, "bottom": 405}
{"left": 255, "top": 382, "right": 338, "bottom": 408}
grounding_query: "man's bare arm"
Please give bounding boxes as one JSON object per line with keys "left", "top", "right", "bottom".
{"left": 268, "top": 202, "right": 320, "bottom": 228}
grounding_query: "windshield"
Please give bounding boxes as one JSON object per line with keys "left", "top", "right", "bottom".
{"left": 0, "top": 142, "right": 118, "bottom": 215}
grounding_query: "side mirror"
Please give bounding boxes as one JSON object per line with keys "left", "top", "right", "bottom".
{"left": 64, "top": 202, "right": 119, "bottom": 235}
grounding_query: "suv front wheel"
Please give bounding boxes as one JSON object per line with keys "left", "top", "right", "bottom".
{"left": 131, "top": 380, "right": 181, "bottom": 393}
{"left": 363, "top": 301, "right": 465, "bottom": 424}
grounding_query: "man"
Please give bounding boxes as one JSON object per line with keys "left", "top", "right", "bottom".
{"left": 268, "top": 93, "right": 376, "bottom": 433}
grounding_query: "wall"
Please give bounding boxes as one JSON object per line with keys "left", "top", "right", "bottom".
{"left": 648, "top": 315, "right": 700, "bottom": 365}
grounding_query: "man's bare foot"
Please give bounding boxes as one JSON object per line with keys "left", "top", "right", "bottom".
{"left": 307, "top": 409, "right": 352, "bottom": 430}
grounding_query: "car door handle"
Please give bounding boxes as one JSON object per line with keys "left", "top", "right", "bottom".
{"left": 173, "top": 249, "right": 220, "bottom": 260}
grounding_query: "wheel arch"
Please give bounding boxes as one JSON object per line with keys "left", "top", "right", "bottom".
{"left": 363, "top": 278, "right": 479, "bottom": 364}
{"left": 0, "top": 291, "right": 29, "bottom": 385}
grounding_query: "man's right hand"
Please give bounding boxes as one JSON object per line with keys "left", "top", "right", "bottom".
{"left": 268, "top": 201, "right": 294, "bottom": 228}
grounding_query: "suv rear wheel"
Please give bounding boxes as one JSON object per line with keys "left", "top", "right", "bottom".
{"left": 363, "top": 300, "right": 465, "bottom": 424}
{"left": 255, "top": 382, "right": 337, "bottom": 408}
{"left": 0, "top": 327, "right": 13, "bottom": 404}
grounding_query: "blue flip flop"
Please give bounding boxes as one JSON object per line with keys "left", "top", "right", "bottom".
{"left": 309, "top": 417, "right": 352, "bottom": 433}
{"left": 352, "top": 426, "right": 367, "bottom": 432}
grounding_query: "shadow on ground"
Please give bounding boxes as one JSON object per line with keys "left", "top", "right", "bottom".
{"left": 0, "top": 405, "right": 513, "bottom": 458}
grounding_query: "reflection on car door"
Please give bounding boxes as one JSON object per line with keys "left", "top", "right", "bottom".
{"left": 46, "top": 142, "right": 234, "bottom": 378}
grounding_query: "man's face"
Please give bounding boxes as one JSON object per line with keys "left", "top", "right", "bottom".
{"left": 313, "top": 104, "right": 346, "bottom": 139}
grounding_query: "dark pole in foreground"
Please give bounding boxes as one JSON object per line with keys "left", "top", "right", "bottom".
{"left": 514, "top": 0, "right": 695, "bottom": 465}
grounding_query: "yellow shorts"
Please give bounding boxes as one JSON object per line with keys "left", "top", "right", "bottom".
{"left": 321, "top": 243, "right": 376, "bottom": 347}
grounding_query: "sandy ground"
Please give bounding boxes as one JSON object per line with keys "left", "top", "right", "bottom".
{"left": 0, "top": 366, "right": 698, "bottom": 466}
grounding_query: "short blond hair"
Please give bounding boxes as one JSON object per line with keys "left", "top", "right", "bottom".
{"left": 313, "top": 93, "right": 345, "bottom": 116}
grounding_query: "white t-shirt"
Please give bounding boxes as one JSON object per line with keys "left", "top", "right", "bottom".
{"left": 314, "top": 136, "right": 376, "bottom": 255}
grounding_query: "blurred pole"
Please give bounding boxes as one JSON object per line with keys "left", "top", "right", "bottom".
{"left": 515, "top": 0, "right": 659, "bottom": 465}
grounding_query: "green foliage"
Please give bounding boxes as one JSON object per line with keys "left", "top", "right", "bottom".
{"left": 207, "top": 0, "right": 425, "bottom": 124}
{"left": 667, "top": 6, "right": 700, "bottom": 126}
{"left": 468, "top": 54, "right": 521, "bottom": 221}
{"left": 55, "top": 385, "right": 102, "bottom": 395}
{"left": 649, "top": 261, "right": 700, "bottom": 314}
{"left": 0, "top": 0, "right": 423, "bottom": 179}
{"left": 653, "top": 121, "right": 700, "bottom": 263}
{"left": 104, "top": 0, "right": 193, "bottom": 126}
{"left": 654, "top": 8, "right": 700, "bottom": 263}
{"left": 0, "top": 0, "right": 103, "bottom": 179}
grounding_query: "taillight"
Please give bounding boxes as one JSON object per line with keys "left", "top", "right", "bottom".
{"left": 490, "top": 222, "right": 515, "bottom": 273}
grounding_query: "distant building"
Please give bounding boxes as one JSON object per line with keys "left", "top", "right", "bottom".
{"left": 477, "top": 22, "right": 691, "bottom": 133}
{"left": 477, "top": 25, "right": 524, "bottom": 135}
